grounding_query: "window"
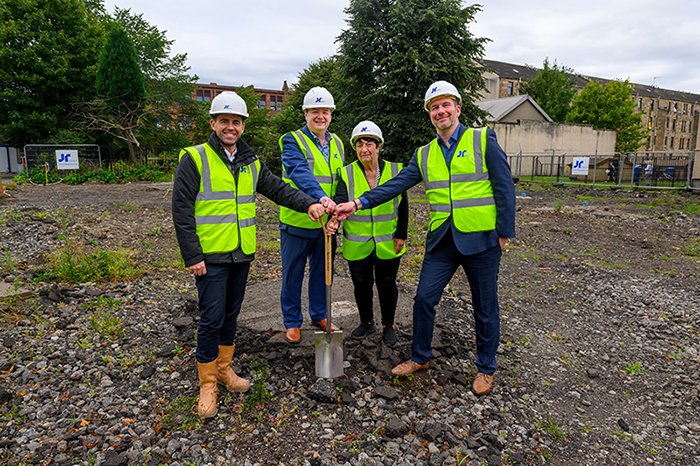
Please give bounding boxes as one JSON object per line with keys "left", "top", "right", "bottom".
{"left": 257, "top": 94, "right": 266, "bottom": 109}
{"left": 637, "top": 98, "right": 642, "bottom": 109}
{"left": 684, "top": 103, "right": 688, "bottom": 114}
{"left": 672, "top": 119, "right": 677, "bottom": 131}
{"left": 507, "top": 81, "right": 514, "bottom": 96}
{"left": 196, "top": 90, "right": 204, "bottom": 101}
{"left": 650, "top": 100, "right": 654, "bottom": 111}
{"left": 670, "top": 137, "right": 674, "bottom": 149}
{"left": 648, "top": 117, "right": 653, "bottom": 129}
{"left": 270, "top": 95, "right": 283, "bottom": 111}
{"left": 680, "top": 138, "right": 685, "bottom": 150}
{"left": 682, "top": 121, "right": 686, "bottom": 132}
{"left": 203, "top": 90, "right": 211, "bottom": 102}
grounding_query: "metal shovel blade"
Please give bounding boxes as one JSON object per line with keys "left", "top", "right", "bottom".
{"left": 315, "top": 329, "right": 344, "bottom": 378}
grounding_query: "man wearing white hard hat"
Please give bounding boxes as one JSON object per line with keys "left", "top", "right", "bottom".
{"left": 278, "top": 86, "right": 345, "bottom": 343}
{"left": 327, "top": 121, "right": 408, "bottom": 348}
{"left": 336, "top": 81, "right": 515, "bottom": 395}
{"left": 173, "top": 91, "right": 326, "bottom": 418}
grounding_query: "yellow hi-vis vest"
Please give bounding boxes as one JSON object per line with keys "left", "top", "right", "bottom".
{"left": 340, "top": 161, "right": 406, "bottom": 261}
{"left": 417, "top": 128, "right": 497, "bottom": 233}
{"left": 279, "top": 130, "right": 345, "bottom": 229}
{"left": 179, "top": 144, "right": 260, "bottom": 255}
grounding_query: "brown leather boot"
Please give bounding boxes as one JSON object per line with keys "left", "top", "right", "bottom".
{"left": 216, "top": 345, "right": 250, "bottom": 393}
{"left": 196, "top": 360, "right": 218, "bottom": 418}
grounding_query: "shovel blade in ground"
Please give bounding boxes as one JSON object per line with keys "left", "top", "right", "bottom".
{"left": 314, "top": 330, "right": 344, "bottom": 378}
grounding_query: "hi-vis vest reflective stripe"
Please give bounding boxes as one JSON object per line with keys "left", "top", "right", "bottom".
{"left": 180, "top": 144, "right": 260, "bottom": 255}
{"left": 279, "top": 130, "right": 345, "bottom": 229}
{"left": 417, "top": 128, "right": 497, "bottom": 233}
{"left": 341, "top": 161, "right": 405, "bottom": 260}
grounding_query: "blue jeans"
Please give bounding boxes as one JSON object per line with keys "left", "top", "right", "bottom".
{"left": 280, "top": 229, "right": 335, "bottom": 328}
{"left": 195, "top": 262, "right": 251, "bottom": 363}
{"left": 412, "top": 239, "right": 502, "bottom": 375}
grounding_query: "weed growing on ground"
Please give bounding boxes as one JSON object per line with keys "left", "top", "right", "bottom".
{"left": 0, "top": 247, "right": 16, "bottom": 273}
{"left": 85, "top": 296, "right": 126, "bottom": 340}
{"left": 681, "top": 237, "right": 700, "bottom": 256}
{"left": 623, "top": 362, "right": 644, "bottom": 375}
{"left": 163, "top": 396, "right": 201, "bottom": 431}
{"left": 536, "top": 418, "right": 567, "bottom": 442}
{"left": 243, "top": 356, "right": 273, "bottom": 412}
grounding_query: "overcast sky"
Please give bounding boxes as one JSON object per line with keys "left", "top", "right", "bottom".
{"left": 103, "top": 0, "right": 700, "bottom": 95}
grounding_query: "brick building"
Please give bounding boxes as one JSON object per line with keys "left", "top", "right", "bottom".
{"left": 193, "top": 81, "right": 291, "bottom": 116}
{"left": 478, "top": 59, "right": 700, "bottom": 152}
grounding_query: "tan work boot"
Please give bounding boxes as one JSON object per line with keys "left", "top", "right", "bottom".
{"left": 216, "top": 345, "right": 250, "bottom": 393}
{"left": 196, "top": 360, "right": 218, "bottom": 418}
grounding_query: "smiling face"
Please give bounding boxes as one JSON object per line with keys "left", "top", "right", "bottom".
{"left": 210, "top": 114, "right": 245, "bottom": 151}
{"left": 354, "top": 137, "right": 380, "bottom": 167}
{"left": 304, "top": 108, "right": 332, "bottom": 136}
{"left": 428, "top": 96, "right": 461, "bottom": 134}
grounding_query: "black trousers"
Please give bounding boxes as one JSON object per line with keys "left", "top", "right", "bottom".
{"left": 347, "top": 253, "right": 401, "bottom": 327}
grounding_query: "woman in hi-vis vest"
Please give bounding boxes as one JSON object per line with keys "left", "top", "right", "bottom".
{"left": 327, "top": 121, "right": 408, "bottom": 348}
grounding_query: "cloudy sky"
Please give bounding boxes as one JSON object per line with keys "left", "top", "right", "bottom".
{"left": 103, "top": 0, "right": 700, "bottom": 94}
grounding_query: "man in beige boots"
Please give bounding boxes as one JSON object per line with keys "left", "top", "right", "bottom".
{"left": 173, "top": 91, "right": 327, "bottom": 417}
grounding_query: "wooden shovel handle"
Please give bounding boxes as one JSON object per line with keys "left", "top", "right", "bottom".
{"left": 319, "top": 218, "right": 332, "bottom": 286}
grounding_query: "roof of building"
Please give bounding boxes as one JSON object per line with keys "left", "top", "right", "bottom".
{"left": 480, "top": 59, "right": 700, "bottom": 105}
{"left": 476, "top": 94, "right": 553, "bottom": 122}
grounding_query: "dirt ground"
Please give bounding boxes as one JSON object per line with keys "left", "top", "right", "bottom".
{"left": 2, "top": 180, "right": 700, "bottom": 465}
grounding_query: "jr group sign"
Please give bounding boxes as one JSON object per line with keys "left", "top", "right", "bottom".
{"left": 571, "top": 157, "right": 590, "bottom": 176}
{"left": 56, "top": 150, "right": 79, "bottom": 170}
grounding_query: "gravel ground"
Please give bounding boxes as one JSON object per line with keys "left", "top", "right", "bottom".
{"left": 0, "top": 181, "right": 699, "bottom": 466}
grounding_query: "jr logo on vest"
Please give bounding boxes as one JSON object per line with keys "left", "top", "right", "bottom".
{"left": 456, "top": 150, "right": 471, "bottom": 158}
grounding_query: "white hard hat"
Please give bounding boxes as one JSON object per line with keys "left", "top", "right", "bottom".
{"left": 302, "top": 86, "right": 336, "bottom": 110}
{"left": 424, "top": 80, "right": 462, "bottom": 112}
{"left": 351, "top": 121, "right": 384, "bottom": 147}
{"left": 209, "top": 91, "right": 249, "bottom": 118}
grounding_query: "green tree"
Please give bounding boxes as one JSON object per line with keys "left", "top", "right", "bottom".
{"left": 567, "top": 79, "right": 648, "bottom": 153}
{"left": 0, "top": 0, "right": 104, "bottom": 146}
{"left": 519, "top": 58, "right": 577, "bottom": 122}
{"left": 75, "top": 27, "right": 146, "bottom": 162}
{"left": 96, "top": 28, "right": 146, "bottom": 110}
{"left": 107, "top": 6, "right": 199, "bottom": 147}
{"left": 336, "top": 0, "right": 488, "bottom": 164}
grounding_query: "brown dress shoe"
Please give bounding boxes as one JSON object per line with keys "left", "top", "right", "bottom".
{"left": 391, "top": 360, "right": 428, "bottom": 376}
{"left": 285, "top": 327, "right": 301, "bottom": 343}
{"left": 472, "top": 372, "right": 494, "bottom": 395}
{"left": 312, "top": 319, "right": 340, "bottom": 332}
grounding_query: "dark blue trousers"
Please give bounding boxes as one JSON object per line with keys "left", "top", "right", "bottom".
{"left": 412, "top": 238, "right": 502, "bottom": 375}
{"left": 195, "top": 262, "right": 250, "bottom": 363}
{"left": 280, "top": 229, "right": 335, "bottom": 328}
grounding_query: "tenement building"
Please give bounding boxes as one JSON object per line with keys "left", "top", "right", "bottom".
{"left": 479, "top": 59, "right": 700, "bottom": 152}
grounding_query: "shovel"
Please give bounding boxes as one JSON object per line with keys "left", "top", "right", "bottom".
{"left": 315, "top": 218, "right": 344, "bottom": 378}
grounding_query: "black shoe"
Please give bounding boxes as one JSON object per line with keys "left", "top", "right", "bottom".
{"left": 351, "top": 322, "right": 377, "bottom": 340}
{"left": 382, "top": 325, "right": 397, "bottom": 348}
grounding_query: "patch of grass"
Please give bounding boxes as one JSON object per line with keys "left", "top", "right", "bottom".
{"left": 681, "top": 200, "right": 700, "bottom": 215}
{"left": 537, "top": 418, "right": 567, "bottom": 442}
{"left": 681, "top": 237, "right": 700, "bottom": 256}
{"left": 0, "top": 247, "right": 17, "bottom": 273}
{"left": 242, "top": 357, "right": 273, "bottom": 412}
{"left": 623, "top": 362, "right": 644, "bottom": 375}
{"left": 115, "top": 200, "right": 140, "bottom": 212}
{"left": 85, "top": 296, "right": 126, "bottom": 340}
{"left": 553, "top": 200, "right": 564, "bottom": 212}
{"left": 47, "top": 239, "right": 142, "bottom": 283}
{"left": 163, "top": 396, "right": 201, "bottom": 431}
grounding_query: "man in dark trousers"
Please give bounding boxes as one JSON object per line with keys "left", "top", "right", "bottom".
{"left": 173, "top": 91, "right": 326, "bottom": 418}
{"left": 336, "top": 81, "right": 516, "bottom": 395}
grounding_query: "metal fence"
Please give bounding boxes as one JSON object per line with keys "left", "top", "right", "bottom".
{"left": 24, "top": 144, "right": 103, "bottom": 176}
{"left": 509, "top": 149, "right": 698, "bottom": 191}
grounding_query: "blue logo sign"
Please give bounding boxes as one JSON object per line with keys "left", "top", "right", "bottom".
{"left": 315, "top": 97, "right": 323, "bottom": 103}
{"left": 58, "top": 153, "right": 72, "bottom": 162}
{"left": 361, "top": 127, "right": 368, "bottom": 132}
{"left": 431, "top": 86, "right": 439, "bottom": 94}
{"left": 241, "top": 167, "right": 247, "bottom": 173}
{"left": 573, "top": 160, "right": 584, "bottom": 169}
{"left": 456, "top": 150, "right": 470, "bottom": 158}
{"left": 224, "top": 104, "right": 230, "bottom": 109}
